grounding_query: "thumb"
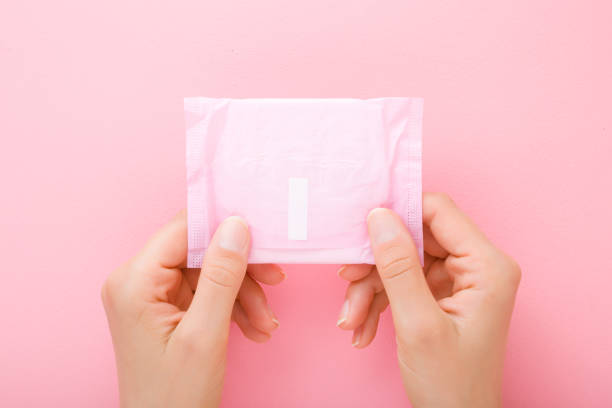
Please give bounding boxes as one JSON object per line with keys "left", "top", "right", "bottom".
{"left": 367, "top": 208, "right": 440, "bottom": 333}
{"left": 178, "top": 216, "right": 250, "bottom": 346}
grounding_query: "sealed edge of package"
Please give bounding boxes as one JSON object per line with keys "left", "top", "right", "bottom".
{"left": 185, "top": 97, "right": 423, "bottom": 267}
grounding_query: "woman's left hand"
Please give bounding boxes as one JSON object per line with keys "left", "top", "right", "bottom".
{"left": 102, "top": 211, "right": 283, "bottom": 408}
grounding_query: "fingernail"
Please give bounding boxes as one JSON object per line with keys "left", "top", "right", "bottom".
{"left": 336, "top": 299, "right": 350, "bottom": 327}
{"left": 352, "top": 329, "right": 362, "bottom": 347}
{"left": 267, "top": 304, "right": 280, "bottom": 328}
{"left": 367, "top": 208, "right": 401, "bottom": 245}
{"left": 336, "top": 265, "right": 346, "bottom": 276}
{"left": 218, "top": 216, "right": 249, "bottom": 252}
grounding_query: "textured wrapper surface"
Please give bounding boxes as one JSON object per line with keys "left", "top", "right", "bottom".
{"left": 185, "top": 97, "right": 423, "bottom": 267}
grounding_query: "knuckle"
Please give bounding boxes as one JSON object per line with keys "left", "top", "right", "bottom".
{"left": 100, "top": 280, "right": 110, "bottom": 306}
{"left": 101, "top": 259, "right": 141, "bottom": 309}
{"left": 173, "top": 326, "right": 225, "bottom": 358}
{"left": 475, "top": 255, "right": 521, "bottom": 306}
{"left": 477, "top": 250, "right": 522, "bottom": 296}
{"left": 100, "top": 267, "right": 126, "bottom": 307}
{"left": 479, "top": 288, "right": 499, "bottom": 307}
{"left": 470, "top": 250, "right": 494, "bottom": 271}
{"left": 203, "top": 253, "right": 245, "bottom": 288}
{"left": 345, "top": 282, "right": 376, "bottom": 307}
{"left": 173, "top": 328, "right": 207, "bottom": 353}
{"left": 395, "top": 315, "right": 445, "bottom": 348}
{"left": 378, "top": 249, "right": 421, "bottom": 281}
{"left": 406, "top": 316, "right": 447, "bottom": 346}
{"left": 428, "top": 192, "right": 455, "bottom": 207}
{"left": 504, "top": 256, "right": 522, "bottom": 288}
{"left": 487, "top": 249, "right": 521, "bottom": 287}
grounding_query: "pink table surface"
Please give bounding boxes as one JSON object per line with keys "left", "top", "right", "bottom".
{"left": 1, "top": 1, "right": 611, "bottom": 407}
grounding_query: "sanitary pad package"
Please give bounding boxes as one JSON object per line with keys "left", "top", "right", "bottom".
{"left": 185, "top": 97, "right": 423, "bottom": 267}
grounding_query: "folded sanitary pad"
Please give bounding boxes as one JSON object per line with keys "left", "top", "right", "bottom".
{"left": 185, "top": 97, "right": 423, "bottom": 267}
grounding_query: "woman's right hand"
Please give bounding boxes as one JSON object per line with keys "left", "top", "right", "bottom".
{"left": 337, "top": 193, "right": 521, "bottom": 408}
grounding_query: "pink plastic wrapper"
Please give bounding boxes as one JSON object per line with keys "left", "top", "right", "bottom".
{"left": 185, "top": 97, "right": 423, "bottom": 267}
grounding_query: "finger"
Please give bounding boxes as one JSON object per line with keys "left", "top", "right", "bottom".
{"left": 184, "top": 266, "right": 282, "bottom": 332}
{"left": 367, "top": 208, "right": 441, "bottom": 331}
{"left": 169, "top": 274, "right": 195, "bottom": 311}
{"left": 237, "top": 274, "right": 279, "bottom": 333}
{"left": 183, "top": 268, "right": 199, "bottom": 292}
{"left": 136, "top": 210, "right": 188, "bottom": 269}
{"left": 176, "top": 216, "right": 250, "bottom": 344}
{"left": 337, "top": 268, "right": 384, "bottom": 330}
{"left": 111, "top": 211, "right": 187, "bottom": 307}
{"left": 352, "top": 291, "right": 389, "bottom": 349}
{"left": 337, "top": 264, "right": 373, "bottom": 281}
{"left": 423, "top": 193, "right": 491, "bottom": 257}
{"left": 423, "top": 252, "right": 437, "bottom": 274}
{"left": 247, "top": 264, "right": 286, "bottom": 286}
{"left": 423, "top": 224, "right": 448, "bottom": 259}
{"left": 425, "top": 259, "right": 454, "bottom": 300}
{"left": 444, "top": 251, "right": 521, "bottom": 309}
{"left": 232, "top": 302, "right": 271, "bottom": 343}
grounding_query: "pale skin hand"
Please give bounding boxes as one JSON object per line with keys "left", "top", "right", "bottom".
{"left": 103, "top": 194, "right": 520, "bottom": 408}
{"left": 102, "top": 212, "right": 284, "bottom": 408}
{"left": 337, "top": 193, "right": 521, "bottom": 408}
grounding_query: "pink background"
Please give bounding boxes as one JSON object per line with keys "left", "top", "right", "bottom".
{"left": 1, "top": 0, "right": 611, "bottom": 406}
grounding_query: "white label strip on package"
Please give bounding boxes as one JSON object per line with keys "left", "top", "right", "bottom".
{"left": 288, "top": 177, "right": 308, "bottom": 240}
